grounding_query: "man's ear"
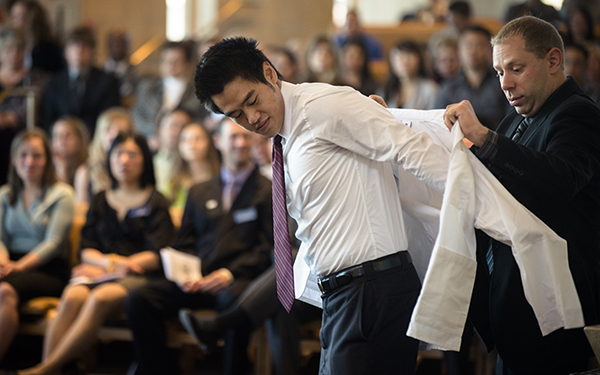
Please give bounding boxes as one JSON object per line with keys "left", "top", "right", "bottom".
{"left": 263, "top": 61, "right": 278, "bottom": 85}
{"left": 546, "top": 47, "right": 563, "bottom": 74}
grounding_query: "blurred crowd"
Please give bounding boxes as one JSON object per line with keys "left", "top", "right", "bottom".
{"left": 0, "top": 0, "right": 599, "bottom": 373}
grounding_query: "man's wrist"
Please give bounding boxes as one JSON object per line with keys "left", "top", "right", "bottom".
{"left": 473, "top": 130, "right": 498, "bottom": 160}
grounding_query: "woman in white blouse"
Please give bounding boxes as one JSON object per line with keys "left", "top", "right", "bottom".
{"left": 0, "top": 128, "right": 74, "bottom": 364}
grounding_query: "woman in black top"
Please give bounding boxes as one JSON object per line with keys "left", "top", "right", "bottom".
{"left": 19, "top": 132, "right": 174, "bottom": 375}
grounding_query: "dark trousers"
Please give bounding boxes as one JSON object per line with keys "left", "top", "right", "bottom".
{"left": 125, "top": 278, "right": 252, "bottom": 375}
{"left": 490, "top": 242, "right": 591, "bottom": 375}
{"left": 238, "top": 266, "right": 322, "bottom": 375}
{"left": 318, "top": 261, "right": 421, "bottom": 375}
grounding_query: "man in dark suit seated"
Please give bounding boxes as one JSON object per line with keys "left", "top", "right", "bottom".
{"left": 444, "top": 15, "right": 600, "bottom": 375}
{"left": 130, "top": 41, "right": 209, "bottom": 150}
{"left": 41, "top": 27, "right": 120, "bottom": 136}
{"left": 125, "top": 117, "right": 273, "bottom": 375}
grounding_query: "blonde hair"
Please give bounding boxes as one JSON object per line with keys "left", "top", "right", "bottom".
{"left": 88, "top": 107, "right": 135, "bottom": 194}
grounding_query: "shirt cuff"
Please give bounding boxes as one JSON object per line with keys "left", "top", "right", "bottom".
{"left": 473, "top": 130, "right": 498, "bottom": 160}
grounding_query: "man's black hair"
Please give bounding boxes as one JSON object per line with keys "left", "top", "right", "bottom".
{"left": 564, "top": 40, "right": 589, "bottom": 61}
{"left": 460, "top": 25, "right": 493, "bottom": 41}
{"left": 194, "top": 37, "right": 282, "bottom": 114}
{"left": 449, "top": 1, "right": 471, "bottom": 18}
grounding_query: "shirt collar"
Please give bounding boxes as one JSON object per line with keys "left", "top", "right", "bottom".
{"left": 279, "top": 81, "right": 295, "bottom": 141}
{"left": 220, "top": 163, "right": 255, "bottom": 187}
{"left": 526, "top": 77, "right": 577, "bottom": 124}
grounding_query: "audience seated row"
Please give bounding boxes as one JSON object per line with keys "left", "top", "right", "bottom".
{"left": 2, "top": 0, "right": 600, "bottom": 374}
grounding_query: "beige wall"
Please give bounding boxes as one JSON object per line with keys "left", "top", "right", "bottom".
{"left": 218, "top": 0, "right": 335, "bottom": 47}
{"left": 44, "top": 0, "right": 166, "bottom": 75}
{"left": 80, "top": 0, "right": 166, "bottom": 75}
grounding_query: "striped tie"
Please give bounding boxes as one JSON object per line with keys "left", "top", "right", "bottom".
{"left": 271, "top": 135, "right": 295, "bottom": 312}
{"left": 511, "top": 117, "right": 530, "bottom": 143}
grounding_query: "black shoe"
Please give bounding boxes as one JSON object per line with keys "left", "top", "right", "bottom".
{"left": 178, "top": 309, "right": 220, "bottom": 351}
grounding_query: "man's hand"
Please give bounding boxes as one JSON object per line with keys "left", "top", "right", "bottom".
{"left": 179, "top": 269, "right": 233, "bottom": 294}
{"left": 443, "top": 100, "right": 489, "bottom": 147}
{"left": 369, "top": 94, "right": 388, "bottom": 108}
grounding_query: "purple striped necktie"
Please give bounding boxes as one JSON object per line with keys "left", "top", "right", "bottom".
{"left": 272, "top": 135, "right": 295, "bottom": 312}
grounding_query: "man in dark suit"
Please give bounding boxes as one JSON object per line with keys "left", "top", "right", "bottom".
{"left": 131, "top": 41, "right": 208, "bottom": 149}
{"left": 125, "top": 117, "right": 273, "bottom": 375}
{"left": 41, "top": 27, "right": 120, "bottom": 136}
{"left": 444, "top": 16, "right": 600, "bottom": 374}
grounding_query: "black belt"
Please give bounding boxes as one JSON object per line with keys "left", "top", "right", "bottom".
{"left": 317, "top": 251, "right": 412, "bottom": 295}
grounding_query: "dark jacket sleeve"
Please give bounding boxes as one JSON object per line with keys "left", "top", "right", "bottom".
{"left": 79, "top": 192, "right": 104, "bottom": 254}
{"left": 224, "top": 177, "right": 274, "bottom": 280}
{"left": 484, "top": 102, "right": 600, "bottom": 202}
{"left": 142, "top": 192, "right": 175, "bottom": 252}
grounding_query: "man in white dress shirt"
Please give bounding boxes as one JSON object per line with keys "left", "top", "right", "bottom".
{"left": 193, "top": 37, "right": 450, "bottom": 374}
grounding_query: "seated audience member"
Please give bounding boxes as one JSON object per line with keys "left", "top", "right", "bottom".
{"left": 0, "top": 27, "right": 45, "bottom": 185}
{"left": 125, "top": 118, "right": 273, "bottom": 375}
{"left": 42, "top": 27, "right": 121, "bottom": 136}
{"left": 251, "top": 134, "right": 272, "bottom": 180}
{"left": 8, "top": 0, "right": 64, "bottom": 74}
{"left": 18, "top": 132, "right": 174, "bottom": 375}
{"left": 561, "top": 0, "right": 600, "bottom": 26}
{"left": 432, "top": 37, "right": 461, "bottom": 82}
{"left": 564, "top": 41, "right": 588, "bottom": 88}
{"left": 303, "top": 36, "right": 343, "bottom": 85}
{"left": 0, "top": 129, "right": 74, "bottom": 365}
{"left": 504, "top": 0, "right": 561, "bottom": 23}
{"left": 562, "top": 5, "right": 596, "bottom": 45}
{"left": 435, "top": 26, "right": 510, "bottom": 130}
{"left": 153, "top": 109, "right": 192, "bottom": 197}
{"left": 78, "top": 107, "right": 134, "bottom": 204}
{"left": 382, "top": 40, "right": 438, "bottom": 109}
{"left": 586, "top": 42, "right": 600, "bottom": 104}
{"left": 270, "top": 47, "right": 300, "bottom": 84}
{"left": 339, "top": 37, "right": 379, "bottom": 96}
{"left": 103, "top": 29, "right": 137, "bottom": 100}
{"left": 51, "top": 116, "right": 89, "bottom": 188}
{"left": 131, "top": 41, "right": 208, "bottom": 148}
{"left": 181, "top": 266, "right": 322, "bottom": 375}
{"left": 428, "top": 1, "right": 473, "bottom": 55}
{"left": 333, "top": 9, "right": 383, "bottom": 61}
{"left": 166, "top": 121, "right": 220, "bottom": 209}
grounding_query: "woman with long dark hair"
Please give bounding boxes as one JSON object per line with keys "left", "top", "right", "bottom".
{"left": 383, "top": 40, "right": 438, "bottom": 110}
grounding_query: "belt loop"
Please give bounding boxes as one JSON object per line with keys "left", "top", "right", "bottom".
{"left": 329, "top": 275, "right": 339, "bottom": 290}
{"left": 363, "top": 260, "right": 376, "bottom": 281}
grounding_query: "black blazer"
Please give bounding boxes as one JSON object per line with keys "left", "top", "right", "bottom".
{"left": 42, "top": 66, "right": 121, "bottom": 135}
{"left": 174, "top": 167, "right": 273, "bottom": 282}
{"left": 470, "top": 77, "right": 600, "bottom": 373}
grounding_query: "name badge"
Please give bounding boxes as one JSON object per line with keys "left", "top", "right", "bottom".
{"left": 128, "top": 205, "right": 151, "bottom": 218}
{"left": 206, "top": 199, "right": 218, "bottom": 210}
{"left": 233, "top": 207, "right": 258, "bottom": 224}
